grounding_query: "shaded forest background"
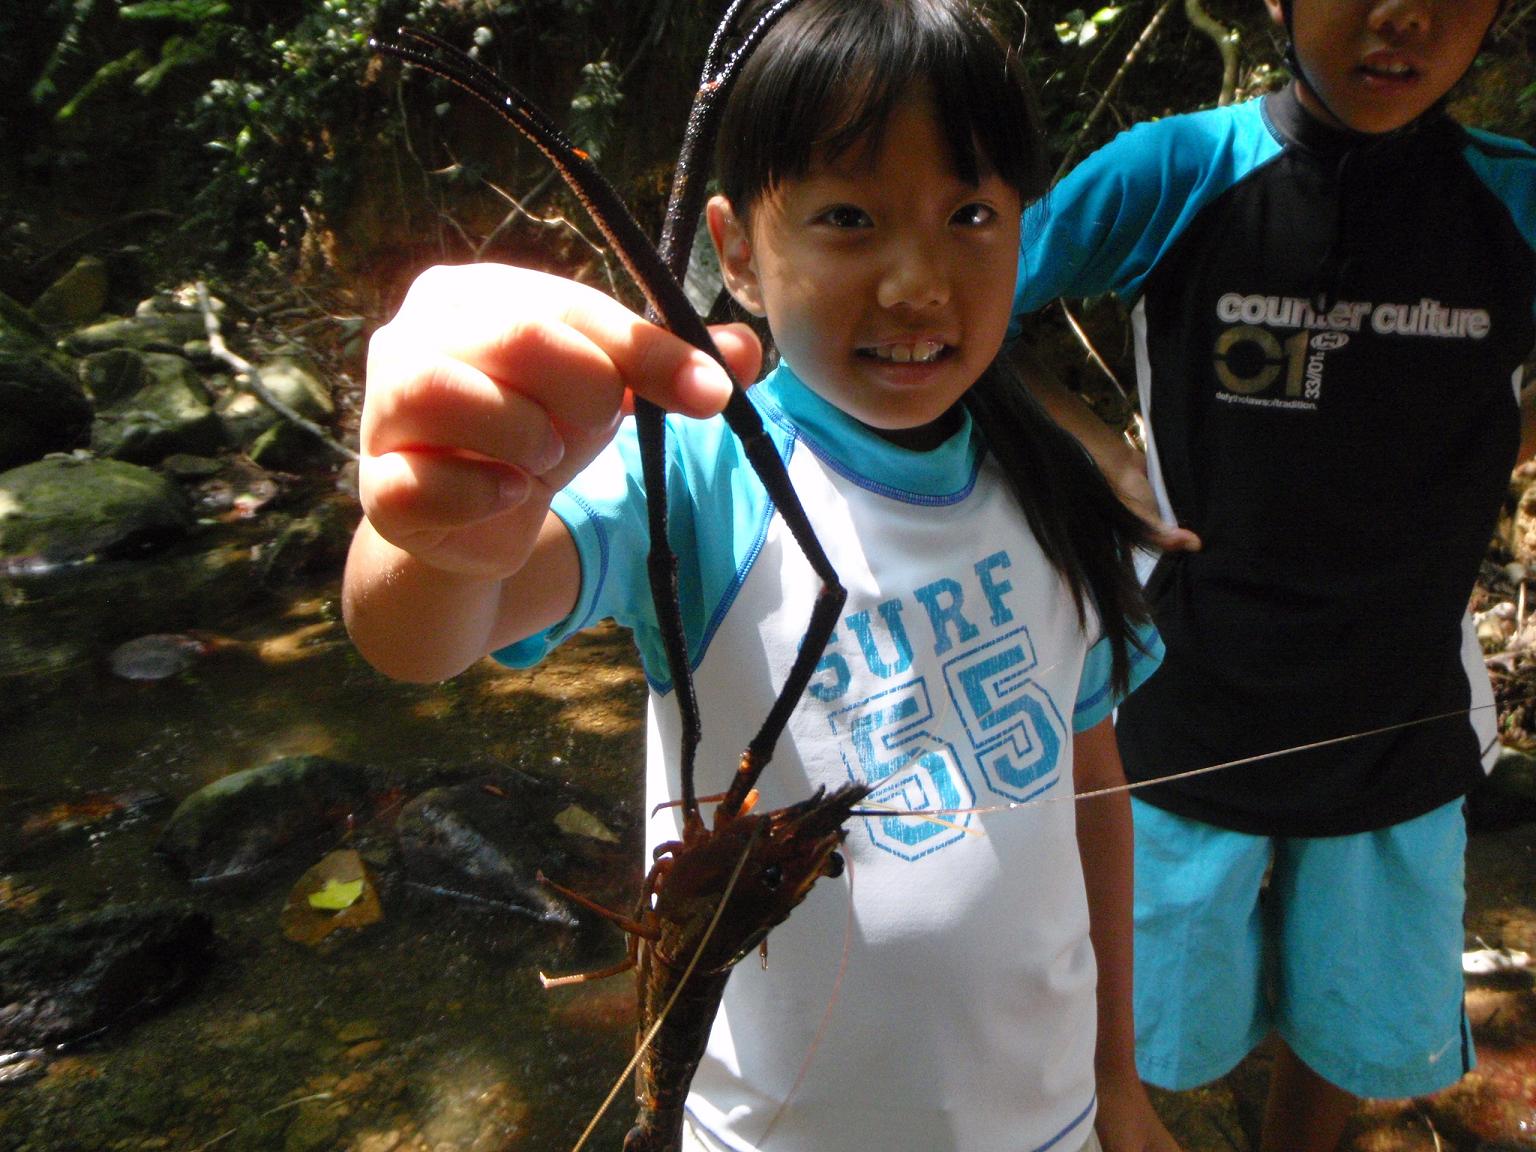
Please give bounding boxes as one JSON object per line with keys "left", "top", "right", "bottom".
{"left": 3, "top": 0, "right": 1532, "bottom": 367}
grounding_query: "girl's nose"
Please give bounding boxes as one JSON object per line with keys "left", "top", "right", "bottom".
{"left": 877, "top": 242, "right": 951, "bottom": 312}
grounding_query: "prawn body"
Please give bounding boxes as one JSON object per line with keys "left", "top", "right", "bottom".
{"left": 625, "top": 782, "right": 868, "bottom": 1152}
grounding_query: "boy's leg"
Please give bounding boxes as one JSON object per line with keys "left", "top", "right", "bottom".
{"left": 1264, "top": 799, "right": 1473, "bottom": 1150}
{"left": 1131, "top": 799, "right": 1274, "bottom": 1089}
{"left": 1258, "top": 1039, "right": 1356, "bottom": 1152}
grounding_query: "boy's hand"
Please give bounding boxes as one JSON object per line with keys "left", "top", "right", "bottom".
{"left": 1095, "top": 1070, "right": 1184, "bottom": 1152}
{"left": 1106, "top": 457, "right": 1202, "bottom": 555}
{"left": 358, "top": 264, "right": 758, "bottom": 579}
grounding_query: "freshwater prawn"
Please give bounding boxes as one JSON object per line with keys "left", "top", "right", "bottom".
{"left": 370, "top": 5, "right": 870, "bottom": 1149}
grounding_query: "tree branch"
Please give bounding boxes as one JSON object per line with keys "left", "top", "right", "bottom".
{"left": 195, "top": 282, "right": 358, "bottom": 463}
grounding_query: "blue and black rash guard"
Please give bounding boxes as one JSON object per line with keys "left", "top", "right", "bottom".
{"left": 1015, "top": 83, "right": 1536, "bottom": 837}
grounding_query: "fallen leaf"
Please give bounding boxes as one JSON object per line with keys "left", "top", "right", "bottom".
{"left": 554, "top": 804, "right": 618, "bottom": 843}
{"left": 308, "top": 877, "right": 364, "bottom": 911}
{"left": 281, "top": 849, "right": 383, "bottom": 946}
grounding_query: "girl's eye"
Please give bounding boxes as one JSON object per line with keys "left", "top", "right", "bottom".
{"left": 953, "top": 203, "right": 997, "bottom": 228}
{"left": 817, "top": 205, "right": 872, "bottom": 229}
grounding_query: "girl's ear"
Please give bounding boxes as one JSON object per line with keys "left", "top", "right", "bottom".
{"left": 707, "top": 195, "right": 766, "bottom": 317}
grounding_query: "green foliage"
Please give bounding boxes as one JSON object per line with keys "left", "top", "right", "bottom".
{"left": 568, "top": 60, "right": 622, "bottom": 161}
{"left": 17, "top": 0, "right": 677, "bottom": 266}
{"left": 118, "top": 0, "right": 231, "bottom": 21}
{"left": 8, "top": 0, "right": 1531, "bottom": 287}
{"left": 1053, "top": 6, "right": 1123, "bottom": 48}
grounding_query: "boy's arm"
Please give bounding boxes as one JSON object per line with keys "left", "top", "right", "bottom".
{"left": 1016, "top": 351, "right": 1201, "bottom": 552}
{"left": 1074, "top": 718, "right": 1183, "bottom": 1152}
{"left": 1519, "top": 372, "right": 1536, "bottom": 465}
{"left": 341, "top": 264, "right": 757, "bottom": 683}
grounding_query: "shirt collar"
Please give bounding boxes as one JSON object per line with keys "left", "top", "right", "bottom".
{"left": 754, "top": 361, "right": 982, "bottom": 500}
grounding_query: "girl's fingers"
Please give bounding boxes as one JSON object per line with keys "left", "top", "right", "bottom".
{"left": 361, "top": 448, "right": 534, "bottom": 542}
{"left": 389, "top": 266, "right": 757, "bottom": 420}
{"left": 361, "top": 350, "right": 569, "bottom": 471}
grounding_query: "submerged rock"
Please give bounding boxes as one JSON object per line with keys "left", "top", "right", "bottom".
{"left": 108, "top": 632, "right": 208, "bottom": 681}
{"left": 395, "top": 772, "right": 627, "bottom": 927}
{"left": 156, "top": 755, "right": 371, "bottom": 885}
{"left": 0, "top": 901, "right": 214, "bottom": 1049}
{"left": 0, "top": 787, "right": 171, "bottom": 869}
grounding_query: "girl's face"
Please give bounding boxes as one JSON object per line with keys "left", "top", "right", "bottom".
{"left": 708, "top": 91, "right": 1022, "bottom": 434}
{"left": 1268, "top": 0, "right": 1500, "bottom": 134}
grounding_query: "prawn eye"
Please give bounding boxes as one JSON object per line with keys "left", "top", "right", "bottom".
{"left": 822, "top": 851, "right": 846, "bottom": 879}
{"left": 760, "top": 864, "right": 783, "bottom": 889}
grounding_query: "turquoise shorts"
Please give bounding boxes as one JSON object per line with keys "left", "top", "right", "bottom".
{"left": 1131, "top": 796, "right": 1473, "bottom": 1099}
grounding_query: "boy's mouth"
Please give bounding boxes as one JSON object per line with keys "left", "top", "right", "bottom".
{"left": 860, "top": 340, "right": 949, "bottom": 365}
{"left": 1359, "top": 53, "right": 1417, "bottom": 82}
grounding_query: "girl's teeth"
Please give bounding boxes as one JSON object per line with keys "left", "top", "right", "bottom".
{"left": 873, "top": 341, "right": 943, "bottom": 363}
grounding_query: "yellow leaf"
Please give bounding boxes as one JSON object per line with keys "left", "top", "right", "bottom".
{"left": 555, "top": 804, "right": 619, "bottom": 843}
{"left": 308, "top": 877, "right": 364, "bottom": 910}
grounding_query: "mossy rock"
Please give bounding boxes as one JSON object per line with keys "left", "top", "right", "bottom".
{"left": 90, "top": 351, "right": 227, "bottom": 463}
{"left": 0, "top": 347, "right": 94, "bottom": 471}
{"left": 0, "top": 456, "right": 192, "bottom": 564}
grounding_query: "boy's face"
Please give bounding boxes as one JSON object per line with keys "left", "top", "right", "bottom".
{"left": 1267, "top": 0, "right": 1500, "bottom": 133}
{"left": 707, "top": 91, "right": 1022, "bottom": 434}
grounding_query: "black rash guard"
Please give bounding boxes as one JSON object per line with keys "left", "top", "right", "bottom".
{"left": 1013, "top": 84, "right": 1536, "bottom": 835}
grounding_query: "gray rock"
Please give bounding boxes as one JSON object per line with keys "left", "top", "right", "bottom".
{"left": 78, "top": 346, "right": 146, "bottom": 406}
{"left": 30, "top": 255, "right": 109, "bottom": 329}
{"left": 217, "top": 355, "right": 334, "bottom": 450}
{"left": 395, "top": 772, "right": 626, "bottom": 927}
{"left": 0, "top": 456, "right": 192, "bottom": 565}
{"left": 91, "top": 350, "right": 227, "bottom": 462}
{"left": 156, "top": 756, "right": 372, "bottom": 885}
{"left": 0, "top": 347, "right": 93, "bottom": 470}
{"left": 64, "top": 311, "right": 207, "bottom": 356}
{"left": 0, "top": 901, "right": 215, "bottom": 1049}
{"left": 247, "top": 418, "right": 330, "bottom": 471}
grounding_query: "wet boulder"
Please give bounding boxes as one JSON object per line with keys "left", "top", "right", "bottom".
{"left": 90, "top": 350, "right": 226, "bottom": 463}
{"left": 156, "top": 755, "right": 372, "bottom": 885}
{"left": 216, "top": 354, "right": 334, "bottom": 452}
{"left": 0, "top": 901, "right": 214, "bottom": 1050}
{"left": 64, "top": 310, "right": 207, "bottom": 356}
{"left": 0, "top": 456, "right": 193, "bottom": 567}
{"left": 0, "top": 325, "right": 93, "bottom": 469}
{"left": 396, "top": 772, "right": 628, "bottom": 927}
{"left": 30, "top": 255, "right": 109, "bottom": 329}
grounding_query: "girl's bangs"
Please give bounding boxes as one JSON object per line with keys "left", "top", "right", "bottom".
{"left": 719, "top": 0, "right": 1047, "bottom": 209}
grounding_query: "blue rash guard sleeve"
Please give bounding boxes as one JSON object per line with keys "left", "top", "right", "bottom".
{"left": 1011, "top": 99, "right": 1285, "bottom": 329}
{"left": 491, "top": 405, "right": 782, "bottom": 693}
{"left": 1461, "top": 129, "right": 1536, "bottom": 327}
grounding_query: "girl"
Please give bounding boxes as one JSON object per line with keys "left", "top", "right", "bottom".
{"left": 344, "top": 2, "right": 1178, "bottom": 1150}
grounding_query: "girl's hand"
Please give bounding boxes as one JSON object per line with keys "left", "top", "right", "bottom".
{"left": 358, "top": 264, "right": 758, "bottom": 579}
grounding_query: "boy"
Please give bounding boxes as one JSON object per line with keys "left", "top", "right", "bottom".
{"left": 1014, "top": 1, "right": 1536, "bottom": 1149}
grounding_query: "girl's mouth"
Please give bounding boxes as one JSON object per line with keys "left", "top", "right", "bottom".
{"left": 860, "top": 340, "right": 949, "bottom": 364}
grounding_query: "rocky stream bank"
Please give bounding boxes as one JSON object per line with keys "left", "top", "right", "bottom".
{"left": 1, "top": 254, "right": 1534, "bottom": 1151}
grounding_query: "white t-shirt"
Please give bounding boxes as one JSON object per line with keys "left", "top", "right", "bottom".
{"left": 500, "top": 364, "right": 1162, "bottom": 1152}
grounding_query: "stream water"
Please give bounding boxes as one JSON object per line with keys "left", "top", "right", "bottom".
{"left": 2, "top": 576, "right": 1533, "bottom": 1151}
{"left": 1, "top": 586, "right": 647, "bottom": 1152}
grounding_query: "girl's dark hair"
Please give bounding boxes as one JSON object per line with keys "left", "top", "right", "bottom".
{"left": 718, "top": 0, "right": 1153, "bottom": 693}
{"left": 719, "top": 0, "right": 1048, "bottom": 214}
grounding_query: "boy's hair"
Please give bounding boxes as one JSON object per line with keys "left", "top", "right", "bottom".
{"left": 718, "top": 0, "right": 1153, "bottom": 691}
